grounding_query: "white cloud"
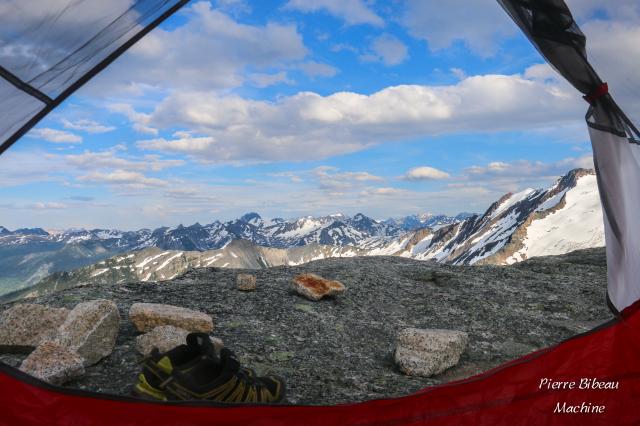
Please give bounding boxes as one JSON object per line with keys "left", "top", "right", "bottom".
{"left": 0, "top": 150, "right": 68, "bottom": 187}
{"left": 361, "top": 187, "right": 407, "bottom": 197}
{"left": 363, "top": 34, "right": 409, "bottom": 66}
{"left": 107, "top": 104, "right": 157, "bottom": 135}
{"left": 579, "top": 20, "right": 640, "bottom": 124}
{"left": 88, "top": 2, "right": 307, "bottom": 95}
{"left": 61, "top": 119, "right": 115, "bottom": 134}
{"left": 461, "top": 156, "right": 594, "bottom": 192}
{"left": 398, "top": 0, "right": 640, "bottom": 104}
{"left": 130, "top": 72, "right": 582, "bottom": 164}
{"left": 331, "top": 43, "right": 358, "bottom": 53}
{"left": 248, "top": 71, "right": 293, "bottom": 88}
{"left": 402, "top": 166, "right": 450, "bottom": 181}
{"left": 564, "top": 0, "right": 640, "bottom": 23}
{"left": 451, "top": 68, "right": 466, "bottom": 80}
{"left": 312, "top": 166, "right": 383, "bottom": 192}
{"left": 401, "top": 0, "right": 515, "bottom": 56}
{"left": 63, "top": 150, "right": 184, "bottom": 172}
{"left": 78, "top": 170, "right": 168, "bottom": 189}
{"left": 28, "top": 128, "right": 82, "bottom": 144}
{"left": 137, "top": 136, "right": 218, "bottom": 156}
{"left": 215, "top": 0, "right": 251, "bottom": 15}
{"left": 465, "top": 156, "right": 594, "bottom": 179}
{"left": 270, "top": 172, "right": 304, "bottom": 183}
{"left": 296, "top": 61, "right": 339, "bottom": 78}
{"left": 285, "top": 0, "right": 383, "bottom": 27}
{"left": 32, "top": 202, "right": 69, "bottom": 210}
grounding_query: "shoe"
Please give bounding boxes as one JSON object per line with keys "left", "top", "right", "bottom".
{"left": 133, "top": 333, "right": 286, "bottom": 404}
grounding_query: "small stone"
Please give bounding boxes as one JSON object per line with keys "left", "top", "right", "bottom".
{"left": 269, "top": 351, "right": 295, "bottom": 362}
{"left": 55, "top": 299, "right": 120, "bottom": 366}
{"left": 291, "top": 273, "right": 345, "bottom": 301}
{"left": 20, "top": 341, "right": 85, "bottom": 385}
{"left": 394, "top": 328, "right": 468, "bottom": 377}
{"left": 129, "top": 303, "right": 214, "bottom": 333}
{"left": 236, "top": 274, "right": 257, "bottom": 291}
{"left": 0, "top": 304, "right": 69, "bottom": 350}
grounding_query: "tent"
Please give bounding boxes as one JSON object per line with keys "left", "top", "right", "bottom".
{"left": 0, "top": 0, "right": 639, "bottom": 424}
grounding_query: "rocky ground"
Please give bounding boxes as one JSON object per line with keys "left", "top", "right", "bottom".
{"left": 0, "top": 248, "right": 611, "bottom": 405}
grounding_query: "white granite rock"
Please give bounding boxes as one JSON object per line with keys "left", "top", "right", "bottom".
{"left": 56, "top": 299, "right": 120, "bottom": 366}
{"left": 129, "top": 303, "right": 213, "bottom": 333}
{"left": 135, "top": 326, "right": 225, "bottom": 357}
{"left": 0, "top": 304, "right": 69, "bottom": 349}
{"left": 394, "top": 328, "right": 468, "bottom": 377}
{"left": 135, "top": 325, "right": 189, "bottom": 356}
{"left": 20, "top": 341, "right": 85, "bottom": 385}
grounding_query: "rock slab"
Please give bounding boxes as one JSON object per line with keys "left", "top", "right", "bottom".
{"left": 236, "top": 274, "right": 257, "bottom": 291}
{"left": 136, "top": 325, "right": 189, "bottom": 356}
{"left": 129, "top": 303, "right": 213, "bottom": 333}
{"left": 56, "top": 299, "right": 120, "bottom": 366}
{"left": 19, "top": 341, "right": 85, "bottom": 385}
{"left": 291, "top": 274, "right": 345, "bottom": 301}
{"left": 394, "top": 328, "right": 468, "bottom": 377}
{"left": 0, "top": 304, "right": 69, "bottom": 350}
{"left": 136, "top": 326, "right": 225, "bottom": 356}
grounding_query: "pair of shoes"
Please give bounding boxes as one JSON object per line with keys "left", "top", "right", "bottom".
{"left": 132, "top": 333, "right": 286, "bottom": 404}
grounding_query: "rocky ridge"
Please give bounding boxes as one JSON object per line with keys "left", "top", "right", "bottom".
{"left": 0, "top": 248, "right": 611, "bottom": 404}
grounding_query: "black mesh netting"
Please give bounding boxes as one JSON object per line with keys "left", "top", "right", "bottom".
{"left": 0, "top": 0, "right": 188, "bottom": 154}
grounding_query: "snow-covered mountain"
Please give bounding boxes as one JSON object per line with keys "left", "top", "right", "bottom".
{"left": 0, "top": 210, "right": 454, "bottom": 294}
{"left": 0, "top": 212, "right": 408, "bottom": 252}
{"left": 374, "top": 168, "right": 604, "bottom": 265}
{"left": 1, "top": 168, "right": 605, "bottom": 298}
{"left": 1, "top": 240, "right": 370, "bottom": 302}
{"left": 385, "top": 212, "right": 475, "bottom": 231}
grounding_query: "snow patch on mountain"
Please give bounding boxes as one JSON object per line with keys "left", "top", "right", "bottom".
{"left": 506, "top": 174, "right": 604, "bottom": 263}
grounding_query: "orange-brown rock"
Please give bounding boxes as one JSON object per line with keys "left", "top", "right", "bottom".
{"left": 291, "top": 273, "right": 345, "bottom": 301}
{"left": 236, "top": 274, "right": 257, "bottom": 291}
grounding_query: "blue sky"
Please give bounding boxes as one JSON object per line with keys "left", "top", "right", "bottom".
{"left": 1, "top": 0, "right": 639, "bottom": 230}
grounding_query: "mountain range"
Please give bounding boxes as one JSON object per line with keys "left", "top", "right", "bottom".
{"left": 0, "top": 168, "right": 605, "bottom": 301}
{"left": 0, "top": 209, "right": 469, "bottom": 294}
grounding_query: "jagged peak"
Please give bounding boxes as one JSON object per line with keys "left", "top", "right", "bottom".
{"left": 13, "top": 227, "right": 49, "bottom": 236}
{"left": 557, "top": 168, "right": 595, "bottom": 190}
{"left": 240, "top": 212, "right": 262, "bottom": 222}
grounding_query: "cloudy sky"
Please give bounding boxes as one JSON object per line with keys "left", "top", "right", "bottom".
{"left": 1, "top": 0, "right": 639, "bottom": 230}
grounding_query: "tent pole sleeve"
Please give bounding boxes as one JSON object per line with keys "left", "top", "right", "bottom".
{"left": 0, "top": 66, "right": 53, "bottom": 105}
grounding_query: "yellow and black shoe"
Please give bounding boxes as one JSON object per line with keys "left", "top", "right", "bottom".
{"left": 133, "top": 333, "right": 286, "bottom": 404}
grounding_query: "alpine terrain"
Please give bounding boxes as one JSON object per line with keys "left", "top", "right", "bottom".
{"left": 0, "top": 248, "right": 611, "bottom": 404}
{"left": 1, "top": 168, "right": 604, "bottom": 301}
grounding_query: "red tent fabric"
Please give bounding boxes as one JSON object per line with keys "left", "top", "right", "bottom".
{"left": 2, "top": 299, "right": 638, "bottom": 425}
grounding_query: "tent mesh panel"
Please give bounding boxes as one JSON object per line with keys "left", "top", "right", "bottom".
{"left": 0, "top": 0, "right": 188, "bottom": 154}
